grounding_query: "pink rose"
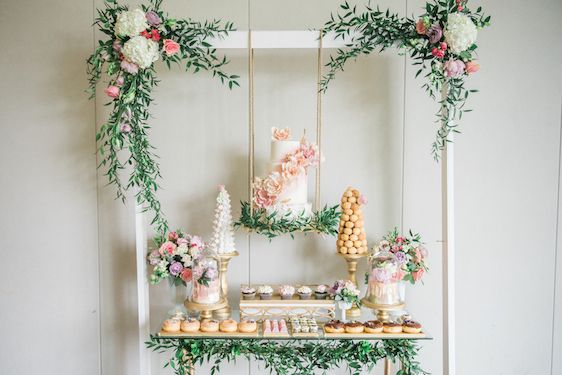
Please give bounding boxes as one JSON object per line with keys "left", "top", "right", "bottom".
{"left": 163, "top": 39, "right": 180, "bottom": 56}
{"left": 168, "top": 231, "right": 179, "bottom": 242}
{"left": 465, "top": 61, "right": 480, "bottom": 74}
{"left": 272, "top": 127, "right": 290, "bottom": 141}
{"left": 396, "top": 236, "right": 405, "bottom": 244}
{"left": 176, "top": 237, "right": 189, "bottom": 246}
{"left": 254, "top": 188, "right": 275, "bottom": 208}
{"left": 444, "top": 59, "right": 465, "bottom": 77}
{"left": 104, "top": 85, "right": 120, "bottom": 98}
{"left": 412, "top": 268, "right": 425, "bottom": 282}
{"left": 180, "top": 268, "right": 193, "bottom": 283}
{"left": 190, "top": 236, "right": 204, "bottom": 249}
{"left": 120, "top": 59, "right": 139, "bottom": 75}
{"left": 159, "top": 241, "right": 177, "bottom": 255}
{"left": 415, "top": 19, "right": 427, "bottom": 35}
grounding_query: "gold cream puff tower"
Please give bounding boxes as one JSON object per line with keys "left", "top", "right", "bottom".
{"left": 337, "top": 187, "right": 368, "bottom": 318}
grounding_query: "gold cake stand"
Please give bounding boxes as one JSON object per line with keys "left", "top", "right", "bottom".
{"left": 184, "top": 298, "right": 227, "bottom": 320}
{"left": 338, "top": 252, "right": 367, "bottom": 318}
{"left": 360, "top": 298, "right": 405, "bottom": 322}
{"left": 214, "top": 251, "right": 239, "bottom": 319}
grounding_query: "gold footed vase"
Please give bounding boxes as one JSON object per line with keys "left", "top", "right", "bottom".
{"left": 213, "top": 251, "right": 239, "bottom": 320}
{"left": 184, "top": 298, "right": 228, "bottom": 320}
{"left": 360, "top": 298, "right": 405, "bottom": 322}
{"left": 337, "top": 252, "right": 366, "bottom": 319}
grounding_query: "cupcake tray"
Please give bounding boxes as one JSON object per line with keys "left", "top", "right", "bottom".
{"left": 240, "top": 284, "right": 335, "bottom": 321}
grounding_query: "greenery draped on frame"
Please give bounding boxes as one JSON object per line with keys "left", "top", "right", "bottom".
{"left": 146, "top": 337, "right": 428, "bottom": 375}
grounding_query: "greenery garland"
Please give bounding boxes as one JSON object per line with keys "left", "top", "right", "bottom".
{"left": 235, "top": 202, "right": 340, "bottom": 239}
{"left": 321, "top": 0, "right": 490, "bottom": 159}
{"left": 146, "top": 337, "right": 428, "bottom": 375}
{"left": 87, "top": 0, "right": 238, "bottom": 234}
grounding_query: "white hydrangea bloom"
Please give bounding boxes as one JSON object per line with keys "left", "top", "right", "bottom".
{"left": 122, "top": 36, "right": 160, "bottom": 69}
{"left": 444, "top": 13, "right": 478, "bottom": 54}
{"left": 114, "top": 9, "right": 148, "bottom": 37}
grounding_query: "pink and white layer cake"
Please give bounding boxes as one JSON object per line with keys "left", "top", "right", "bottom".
{"left": 267, "top": 139, "right": 312, "bottom": 218}
{"left": 192, "top": 278, "right": 221, "bottom": 305}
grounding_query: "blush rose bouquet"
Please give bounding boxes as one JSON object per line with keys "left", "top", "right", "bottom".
{"left": 148, "top": 229, "right": 206, "bottom": 286}
{"left": 377, "top": 228, "right": 428, "bottom": 284}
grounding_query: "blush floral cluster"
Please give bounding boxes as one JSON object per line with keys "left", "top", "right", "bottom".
{"left": 377, "top": 228, "right": 428, "bottom": 284}
{"left": 148, "top": 230, "right": 206, "bottom": 286}
{"left": 87, "top": 0, "right": 238, "bottom": 236}
{"left": 322, "top": 0, "right": 491, "bottom": 159}
{"left": 329, "top": 279, "right": 361, "bottom": 306}
{"left": 252, "top": 135, "right": 320, "bottom": 209}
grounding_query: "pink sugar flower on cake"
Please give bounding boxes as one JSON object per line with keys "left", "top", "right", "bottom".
{"left": 254, "top": 188, "right": 275, "bottom": 208}
{"left": 263, "top": 172, "right": 284, "bottom": 196}
{"left": 272, "top": 127, "right": 290, "bottom": 141}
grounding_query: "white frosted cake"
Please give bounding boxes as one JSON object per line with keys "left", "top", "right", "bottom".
{"left": 268, "top": 139, "right": 312, "bottom": 217}
{"left": 252, "top": 127, "right": 319, "bottom": 217}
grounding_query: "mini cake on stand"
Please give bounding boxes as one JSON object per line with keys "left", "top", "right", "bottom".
{"left": 185, "top": 247, "right": 227, "bottom": 319}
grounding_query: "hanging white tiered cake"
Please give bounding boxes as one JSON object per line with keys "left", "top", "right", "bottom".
{"left": 252, "top": 127, "right": 320, "bottom": 218}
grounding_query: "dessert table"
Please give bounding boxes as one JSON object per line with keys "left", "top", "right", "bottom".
{"left": 147, "top": 310, "right": 431, "bottom": 375}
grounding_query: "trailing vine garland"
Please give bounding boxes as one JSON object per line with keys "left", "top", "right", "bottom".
{"left": 235, "top": 202, "right": 340, "bottom": 239}
{"left": 321, "top": 0, "right": 490, "bottom": 158}
{"left": 87, "top": 0, "right": 238, "bottom": 234}
{"left": 146, "top": 337, "right": 428, "bottom": 375}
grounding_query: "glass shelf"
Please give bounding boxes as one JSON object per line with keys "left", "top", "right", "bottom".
{"left": 154, "top": 309, "right": 432, "bottom": 341}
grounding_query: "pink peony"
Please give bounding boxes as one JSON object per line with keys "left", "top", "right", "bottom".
{"left": 180, "top": 268, "right": 193, "bottom": 283}
{"left": 444, "top": 59, "right": 466, "bottom": 77}
{"left": 163, "top": 39, "right": 180, "bottom": 56}
{"left": 104, "top": 85, "right": 120, "bottom": 98}
{"left": 168, "top": 231, "right": 179, "bottom": 241}
{"left": 120, "top": 59, "right": 139, "bottom": 75}
{"left": 272, "top": 127, "right": 290, "bottom": 141}
{"left": 465, "top": 61, "right": 480, "bottom": 74}
{"left": 416, "top": 19, "right": 427, "bottom": 35}
{"left": 254, "top": 188, "right": 275, "bottom": 208}
{"left": 159, "top": 241, "right": 177, "bottom": 255}
{"left": 412, "top": 268, "right": 425, "bottom": 282}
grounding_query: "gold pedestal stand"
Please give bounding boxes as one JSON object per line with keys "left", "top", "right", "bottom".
{"left": 184, "top": 298, "right": 228, "bottom": 320}
{"left": 360, "top": 298, "right": 405, "bottom": 322}
{"left": 213, "top": 251, "right": 239, "bottom": 320}
{"left": 338, "top": 252, "right": 366, "bottom": 319}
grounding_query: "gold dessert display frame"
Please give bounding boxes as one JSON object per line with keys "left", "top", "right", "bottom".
{"left": 136, "top": 30, "right": 451, "bottom": 375}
